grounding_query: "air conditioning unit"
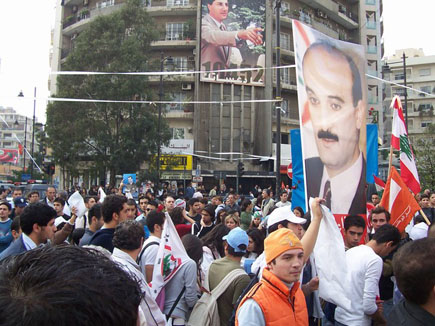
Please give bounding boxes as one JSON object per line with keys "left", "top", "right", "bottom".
{"left": 182, "top": 83, "right": 192, "bottom": 90}
{"left": 72, "top": 5, "right": 78, "bottom": 13}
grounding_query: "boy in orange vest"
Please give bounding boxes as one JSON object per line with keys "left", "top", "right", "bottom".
{"left": 235, "top": 198, "right": 324, "bottom": 325}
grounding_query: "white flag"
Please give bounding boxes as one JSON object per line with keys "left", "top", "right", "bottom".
{"left": 311, "top": 198, "right": 352, "bottom": 311}
{"left": 150, "top": 212, "right": 190, "bottom": 300}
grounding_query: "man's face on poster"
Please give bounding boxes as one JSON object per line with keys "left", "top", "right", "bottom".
{"left": 303, "top": 46, "right": 363, "bottom": 177}
{"left": 208, "top": 0, "right": 229, "bottom": 23}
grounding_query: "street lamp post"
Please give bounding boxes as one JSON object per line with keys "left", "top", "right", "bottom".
{"left": 156, "top": 52, "right": 173, "bottom": 186}
{"left": 23, "top": 117, "right": 27, "bottom": 172}
{"left": 18, "top": 87, "right": 36, "bottom": 178}
{"left": 275, "top": 0, "right": 282, "bottom": 194}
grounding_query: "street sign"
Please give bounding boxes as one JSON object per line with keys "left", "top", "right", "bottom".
{"left": 287, "top": 163, "right": 293, "bottom": 179}
{"left": 192, "top": 176, "right": 203, "bottom": 183}
{"left": 21, "top": 174, "right": 31, "bottom": 181}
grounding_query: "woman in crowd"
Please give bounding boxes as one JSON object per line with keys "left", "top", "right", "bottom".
{"left": 164, "top": 234, "right": 202, "bottom": 325}
{"left": 249, "top": 211, "right": 262, "bottom": 230}
{"left": 225, "top": 214, "right": 240, "bottom": 230}
{"left": 170, "top": 207, "right": 196, "bottom": 239}
{"left": 293, "top": 206, "right": 304, "bottom": 218}
{"left": 215, "top": 207, "right": 228, "bottom": 225}
{"left": 240, "top": 199, "right": 253, "bottom": 231}
{"left": 200, "top": 224, "right": 230, "bottom": 286}
{"left": 241, "top": 228, "right": 265, "bottom": 272}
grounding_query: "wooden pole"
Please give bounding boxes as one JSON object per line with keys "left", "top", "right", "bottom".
{"left": 388, "top": 146, "right": 394, "bottom": 176}
{"left": 419, "top": 209, "right": 432, "bottom": 225}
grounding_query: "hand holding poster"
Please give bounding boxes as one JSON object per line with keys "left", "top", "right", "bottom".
{"left": 200, "top": 0, "right": 265, "bottom": 85}
{"left": 293, "top": 20, "right": 367, "bottom": 217}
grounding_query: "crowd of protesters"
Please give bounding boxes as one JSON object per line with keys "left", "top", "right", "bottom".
{"left": 0, "top": 181, "right": 433, "bottom": 326}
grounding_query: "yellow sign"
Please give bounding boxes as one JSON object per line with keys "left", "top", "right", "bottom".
{"left": 160, "top": 155, "right": 192, "bottom": 171}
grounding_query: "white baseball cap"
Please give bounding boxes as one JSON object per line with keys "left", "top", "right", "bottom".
{"left": 267, "top": 206, "right": 306, "bottom": 228}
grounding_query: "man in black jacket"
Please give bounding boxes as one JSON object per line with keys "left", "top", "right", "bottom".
{"left": 88, "top": 195, "right": 128, "bottom": 253}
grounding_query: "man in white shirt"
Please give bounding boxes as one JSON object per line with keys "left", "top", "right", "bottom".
{"left": 112, "top": 220, "right": 167, "bottom": 326}
{"left": 302, "top": 41, "right": 366, "bottom": 215}
{"left": 275, "top": 191, "right": 292, "bottom": 208}
{"left": 138, "top": 210, "right": 165, "bottom": 283}
{"left": 335, "top": 224, "right": 401, "bottom": 326}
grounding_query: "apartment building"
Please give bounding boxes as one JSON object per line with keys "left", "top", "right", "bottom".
{"left": 51, "top": 0, "right": 383, "bottom": 189}
{"left": 0, "top": 106, "right": 39, "bottom": 178}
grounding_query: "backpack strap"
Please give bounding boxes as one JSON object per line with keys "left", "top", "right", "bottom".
{"left": 137, "top": 241, "right": 159, "bottom": 264}
{"left": 210, "top": 268, "right": 246, "bottom": 300}
{"left": 166, "top": 286, "right": 186, "bottom": 321}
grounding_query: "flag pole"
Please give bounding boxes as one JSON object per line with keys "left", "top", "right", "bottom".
{"left": 419, "top": 209, "right": 432, "bottom": 225}
{"left": 388, "top": 146, "right": 393, "bottom": 176}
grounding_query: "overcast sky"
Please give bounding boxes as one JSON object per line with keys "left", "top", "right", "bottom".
{"left": 0, "top": 0, "right": 433, "bottom": 123}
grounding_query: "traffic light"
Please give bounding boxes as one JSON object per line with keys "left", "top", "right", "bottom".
{"left": 237, "top": 161, "right": 245, "bottom": 177}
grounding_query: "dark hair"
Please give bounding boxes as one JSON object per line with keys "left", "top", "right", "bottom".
{"left": 372, "top": 224, "right": 401, "bottom": 246}
{"left": 169, "top": 207, "right": 184, "bottom": 225}
{"left": 200, "top": 198, "right": 208, "bottom": 205}
{"left": 182, "top": 234, "right": 203, "bottom": 265}
{"left": 216, "top": 208, "right": 228, "bottom": 224}
{"left": 146, "top": 210, "right": 165, "bottom": 233}
{"left": 420, "top": 193, "right": 429, "bottom": 200}
{"left": 393, "top": 238, "right": 435, "bottom": 305}
{"left": 247, "top": 228, "right": 265, "bottom": 256}
{"left": 101, "top": 195, "right": 128, "bottom": 223}
{"left": 127, "top": 198, "right": 137, "bottom": 207}
{"left": 148, "top": 200, "right": 158, "bottom": 208}
{"left": 262, "top": 189, "right": 271, "bottom": 196}
{"left": 113, "top": 220, "right": 145, "bottom": 251}
{"left": 280, "top": 191, "right": 288, "bottom": 197}
{"left": 11, "top": 217, "right": 20, "bottom": 233}
{"left": 87, "top": 203, "right": 103, "bottom": 226}
{"left": 370, "top": 206, "right": 391, "bottom": 222}
{"left": 344, "top": 215, "right": 366, "bottom": 230}
{"left": 0, "top": 201, "right": 11, "bottom": 211}
{"left": 241, "top": 199, "right": 252, "bottom": 212}
{"left": 84, "top": 196, "right": 97, "bottom": 204}
{"left": 0, "top": 246, "right": 141, "bottom": 326}
{"left": 54, "top": 197, "right": 65, "bottom": 207}
{"left": 187, "top": 198, "right": 199, "bottom": 210}
{"left": 267, "top": 217, "right": 289, "bottom": 234}
{"left": 28, "top": 191, "right": 39, "bottom": 198}
{"left": 303, "top": 41, "right": 362, "bottom": 107}
{"left": 20, "top": 203, "right": 56, "bottom": 235}
{"left": 71, "top": 228, "right": 85, "bottom": 246}
{"left": 202, "top": 205, "right": 216, "bottom": 222}
{"left": 202, "top": 224, "right": 230, "bottom": 257}
{"left": 213, "top": 196, "right": 223, "bottom": 203}
{"left": 227, "top": 244, "right": 246, "bottom": 257}
{"left": 12, "top": 187, "right": 22, "bottom": 194}
{"left": 293, "top": 206, "right": 304, "bottom": 217}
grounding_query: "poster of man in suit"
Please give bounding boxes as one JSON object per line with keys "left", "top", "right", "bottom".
{"left": 200, "top": 0, "right": 265, "bottom": 85}
{"left": 293, "top": 20, "right": 367, "bottom": 216}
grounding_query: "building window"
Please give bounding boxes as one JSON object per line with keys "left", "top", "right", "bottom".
{"left": 167, "top": 0, "right": 189, "bottom": 6}
{"left": 173, "top": 57, "right": 188, "bottom": 71}
{"left": 3, "top": 133, "right": 12, "bottom": 138}
{"left": 281, "top": 2, "right": 291, "bottom": 17}
{"left": 166, "top": 23, "right": 185, "bottom": 40}
{"left": 170, "top": 128, "right": 185, "bottom": 139}
{"left": 418, "top": 103, "right": 433, "bottom": 112}
{"left": 421, "top": 121, "right": 432, "bottom": 128}
{"left": 166, "top": 92, "right": 186, "bottom": 111}
{"left": 3, "top": 142, "right": 12, "bottom": 147}
{"left": 96, "top": 0, "right": 115, "bottom": 9}
{"left": 420, "top": 86, "right": 431, "bottom": 94}
{"left": 394, "top": 73, "right": 404, "bottom": 80}
{"left": 419, "top": 68, "right": 431, "bottom": 77}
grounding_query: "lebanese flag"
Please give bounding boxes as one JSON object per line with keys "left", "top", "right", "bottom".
{"left": 373, "top": 174, "right": 385, "bottom": 192}
{"left": 150, "top": 212, "right": 190, "bottom": 300}
{"left": 390, "top": 96, "right": 421, "bottom": 194}
{"left": 380, "top": 167, "right": 421, "bottom": 233}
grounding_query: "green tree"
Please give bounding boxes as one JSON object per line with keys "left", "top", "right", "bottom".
{"left": 414, "top": 124, "right": 435, "bottom": 191}
{"left": 46, "top": 0, "right": 170, "bottom": 186}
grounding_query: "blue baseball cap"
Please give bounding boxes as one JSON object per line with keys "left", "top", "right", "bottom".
{"left": 222, "top": 227, "right": 249, "bottom": 253}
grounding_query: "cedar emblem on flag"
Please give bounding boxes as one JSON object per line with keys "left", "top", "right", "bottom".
{"left": 390, "top": 96, "right": 421, "bottom": 194}
{"left": 380, "top": 167, "right": 421, "bottom": 233}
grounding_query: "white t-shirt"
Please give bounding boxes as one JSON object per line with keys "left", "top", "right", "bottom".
{"left": 335, "top": 245, "right": 383, "bottom": 326}
{"left": 139, "top": 235, "right": 160, "bottom": 274}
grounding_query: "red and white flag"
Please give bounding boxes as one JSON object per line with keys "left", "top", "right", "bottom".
{"left": 390, "top": 96, "right": 420, "bottom": 194}
{"left": 373, "top": 174, "right": 385, "bottom": 192}
{"left": 150, "top": 212, "right": 190, "bottom": 300}
{"left": 380, "top": 167, "right": 421, "bottom": 233}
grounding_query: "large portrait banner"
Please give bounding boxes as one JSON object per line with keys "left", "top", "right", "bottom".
{"left": 200, "top": 0, "right": 266, "bottom": 85}
{"left": 292, "top": 20, "right": 367, "bottom": 219}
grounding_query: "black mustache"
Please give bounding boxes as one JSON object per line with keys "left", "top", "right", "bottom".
{"left": 318, "top": 130, "right": 339, "bottom": 142}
